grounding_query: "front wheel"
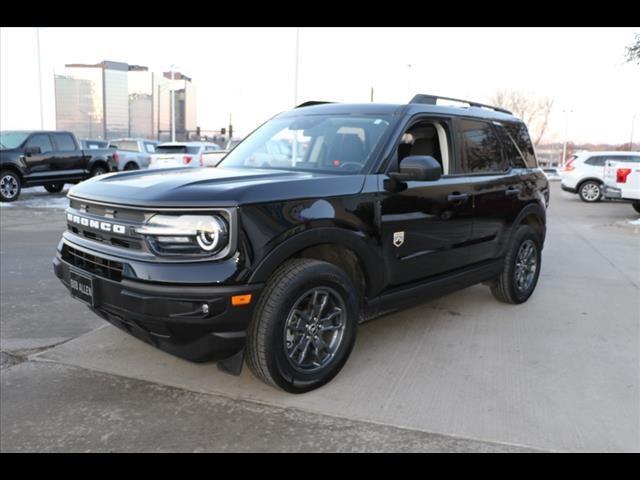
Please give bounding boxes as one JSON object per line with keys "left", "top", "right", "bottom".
{"left": 124, "top": 162, "right": 139, "bottom": 171}
{"left": 579, "top": 181, "right": 602, "bottom": 202}
{"left": 44, "top": 182, "right": 64, "bottom": 193}
{"left": 0, "top": 171, "right": 22, "bottom": 202}
{"left": 246, "top": 258, "right": 359, "bottom": 393}
{"left": 490, "top": 225, "right": 542, "bottom": 304}
{"left": 633, "top": 200, "right": 640, "bottom": 214}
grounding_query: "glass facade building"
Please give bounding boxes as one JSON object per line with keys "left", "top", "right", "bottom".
{"left": 55, "top": 61, "right": 197, "bottom": 141}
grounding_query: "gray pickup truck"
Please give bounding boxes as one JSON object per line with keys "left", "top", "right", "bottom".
{"left": 107, "top": 138, "right": 159, "bottom": 171}
{"left": 0, "top": 130, "right": 115, "bottom": 202}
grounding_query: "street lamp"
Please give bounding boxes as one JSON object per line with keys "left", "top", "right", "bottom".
{"left": 561, "top": 108, "right": 574, "bottom": 168}
{"left": 630, "top": 113, "right": 636, "bottom": 151}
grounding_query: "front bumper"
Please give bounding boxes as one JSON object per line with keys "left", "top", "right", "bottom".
{"left": 53, "top": 243, "right": 262, "bottom": 363}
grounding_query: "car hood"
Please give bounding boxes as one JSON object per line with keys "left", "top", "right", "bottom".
{"left": 68, "top": 167, "right": 367, "bottom": 208}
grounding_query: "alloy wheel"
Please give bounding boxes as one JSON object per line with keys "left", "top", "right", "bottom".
{"left": 581, "top": 183, "right": 601, "bottom": 202}
{"left": 283, "top": 287, "right": 347, "bottom": 373}
{"left": 0, "top": 174, "right": 19, "bottom": 200}
{"left": 514, "top": 239, "right": 538, "bottom": 292}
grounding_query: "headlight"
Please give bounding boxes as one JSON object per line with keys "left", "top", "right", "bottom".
{"left": 136, "top": 214, "right": 229, "bottom": 256}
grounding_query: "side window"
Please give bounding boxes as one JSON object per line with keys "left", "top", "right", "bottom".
{"left": 585, "top": 156, "right": 607, "bottom": 167}
{"left": 144, "top": 143, "right": 156, "bottom": 153}
{"left": 394, "top": 119, "right": 451, "bottom": 175}
{"left": 460, "top": 119, "right": 506, "bottom": 173}
{"left": 503, "top": 122, "right": 537, "bottom": 168}
{"left": 53, "top": 133, "right": 77, "bottom": 152}
{"left": 26, "top": 134, "right": 53, "bottom": 153}
{"left": 495, "top": 124, "right": 527, "bottom": 168}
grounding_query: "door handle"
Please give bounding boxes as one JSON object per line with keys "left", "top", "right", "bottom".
{"left": 447, "top": 192, "right": 470, "bottom": 202}
{"left": 505, "top": 187, "right": 521, "bottom": 197}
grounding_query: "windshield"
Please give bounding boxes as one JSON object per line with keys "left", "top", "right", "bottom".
{"left": 219, "top": 114, "right": 392, "bottom": 174}
{"left": 0, "top": 132, "right": 30, "bottom": 149}
{"left": 155, "top": 145, "right": 201, "bottom": 154}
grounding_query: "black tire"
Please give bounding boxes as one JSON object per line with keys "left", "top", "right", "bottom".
{"left": 0, "top": 170, "right": 21, "bottom": 202}
{"left": 124, "top": 162, "right": 139, "bottom": 171}
{"left": 44, "top": 182, "right": 64, "bottom": 193}
{"left": 578, "top": 180, "right": 602, "bottom": 202}
{"left": 490, "top": 225, "right": 542, "bottom": 305}
{"left": 90, "top": 165, "right": 108, "bottom": 177}
{"left": 246, "top": 258, "right": 359, "bottom": 393}
{"left": 633, "top": 201, "right": 640, "bottom": 214}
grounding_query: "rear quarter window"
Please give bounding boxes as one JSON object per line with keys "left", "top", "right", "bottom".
{"left": 459, "top": 119, "right": 507, "bottom": 173}
{"left": 503, "top": 122, "right": 537, "bottom": 168}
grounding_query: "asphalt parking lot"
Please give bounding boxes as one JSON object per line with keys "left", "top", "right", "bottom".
{"left": 1, "top": 182, "right": 639, "bottom": 452}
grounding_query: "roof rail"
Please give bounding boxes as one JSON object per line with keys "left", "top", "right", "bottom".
{"left": 409, "top": 94, "right": 512, "bottom": 115}
{"left": 295, "top": 101, "right": 334, "bottom": 108}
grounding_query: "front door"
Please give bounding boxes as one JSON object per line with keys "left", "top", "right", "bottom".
{"left": 22, "top": 133, "right": 54, "bottom": 175}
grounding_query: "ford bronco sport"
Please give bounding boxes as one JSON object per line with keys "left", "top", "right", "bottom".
{"left": 53, "top": 94, "right": 549, "bottom": 393}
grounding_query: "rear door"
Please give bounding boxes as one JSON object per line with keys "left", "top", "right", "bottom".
{"left": 456, "top": 118, "right": 528, "bottom": 265}
{"left": 50, "top": 132, "right": 85, "bottom": 174}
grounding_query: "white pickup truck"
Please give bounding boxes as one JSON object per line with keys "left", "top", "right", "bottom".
{"left": 602, "top": 157, "right": 640, "bottom": 213}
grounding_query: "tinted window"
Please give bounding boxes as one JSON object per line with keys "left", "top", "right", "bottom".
{"left": 26, "top": 134, "right": 53, "bottom": 153}
{"left": 503, "top": 122, "right": 537, "bottom": 168}
{"left": 585, "top": 156, "right": 607, "bottom": 167}
{"left": 205, "top": 145, "right": 221, "bottom": 151}
{"left": 495, "top": 124, "right": 526, "bottom": 168}
{"left": 460, "top": 120, "right": 506, "bottom": 173}
{"left": 53, "top": 133, "right": 77, "bottom": 151}
{"left": 144, "top": 142, "right": 156, "bottom": 153}
{"left": 155, "top": 145, "right": 201, "bottom": 154}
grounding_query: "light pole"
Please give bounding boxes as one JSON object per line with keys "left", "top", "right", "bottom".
{"left": 561, "top": 109, "right": 574, "bottom": 168}
{"left": 169, "top": 64, "right": 176, "bottom": 142}
{"left": 35, "top": 27, "right": 44, "bottom": 129}
{"left": 407, "top": 64, "right": 413, "bottom": 98}
{"left": 631, "top": 113, "right": 636, "bottom": 150}
{"left": 293, "top": 28, "right": 300, "bottom": 107}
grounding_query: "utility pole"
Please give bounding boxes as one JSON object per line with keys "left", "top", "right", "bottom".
{"left": 370, "top": 87, "right": 374, "bottom": 102}
{"left": 294, "top": 28, "right": 300, "bottom": 107}
{"left": 36, "top": 28, "right": 44, "bottom": 129}
{"left": 170, "top": 65, "right": 176, "bottom": 142}
{"left": 561, "top": 109, "right": 573, "bottom": 167}
{"left": 631, "top": 113, "right": 636, "bottom": 150}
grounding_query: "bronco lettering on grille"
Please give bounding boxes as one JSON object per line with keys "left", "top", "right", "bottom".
{"left": 67, "top": 213, "right": 126, "bottom": 234}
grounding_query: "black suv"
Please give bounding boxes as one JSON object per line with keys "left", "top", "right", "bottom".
{"left": 53, "top": 95, "right": 549, "bottom": 393}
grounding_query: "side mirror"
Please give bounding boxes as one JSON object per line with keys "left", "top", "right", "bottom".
{"left": 389, "top": 155, "right": 442, "bottom": 182}
{"left": 24, "top": 146, "right": 42, "bottom": 155}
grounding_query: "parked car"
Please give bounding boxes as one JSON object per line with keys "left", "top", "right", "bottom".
{"left": 561, "top": 151, "right": 640, "bottom": 202}
{"left": 108, "top": 138, "right": 159, "bottom": 171}
{"left": 81, "top": 139, "right": 111, "bottom": 150}
{"left": 53, "top": 94, "right": 549, "bottom": 393}
{"left": 0, "top": 130, "right": 115, "bottom": 202}
{"left": 202, "top": 149, "right": 228, "bottom": 168}
{"left": 148, "top": 142, "right": 223, "bottom": 169}
{"left": 602, "top": 156, "right": 640, "bottom": 213}
{"left": 542, "top": 167, "right": 562, "bottom": 181}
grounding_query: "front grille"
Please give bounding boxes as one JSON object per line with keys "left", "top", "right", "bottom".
{"left": 68, "top": 226, "right": 142, "bottom": 250}
{"left": 62, "top": 245, "right": 124, "bottom": 282}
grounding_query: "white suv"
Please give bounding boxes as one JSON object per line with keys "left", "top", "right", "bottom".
{"left": 561, "top": 151, "right": 640, "bottom": 202}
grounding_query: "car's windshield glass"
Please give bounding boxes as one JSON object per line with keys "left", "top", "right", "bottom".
{"left": 155, "top": 145, "right": 201, "bottom": 154}
{"left": 219, "top": 114, "right": 392, "bottom": 174}
{"left": 0, "top": 132, "right": 30, "bottom": 149}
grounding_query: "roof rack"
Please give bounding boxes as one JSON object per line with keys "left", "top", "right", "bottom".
{"left": 409, "top": 94, "right": 512, "bottom": 115}
{"left": 295, "top": 101, "right": 334, "bottom": 108}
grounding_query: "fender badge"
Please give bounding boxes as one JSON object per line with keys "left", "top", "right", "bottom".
{"left": 393, "top": 231, "right": 404, "bottom": 247}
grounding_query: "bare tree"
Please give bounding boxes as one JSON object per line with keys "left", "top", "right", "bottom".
{"left": 490, "top": 90, "right": 554, "bottom": 146}
{"left": 625, "top": 33, "right": 640, "bottom": 65}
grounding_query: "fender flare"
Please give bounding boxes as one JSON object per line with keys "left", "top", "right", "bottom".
{"left": 247, "top": 227, "right": 385, "bottom": 296}
{"left": 507, "top": 201, "right": 547, "bottom": 248}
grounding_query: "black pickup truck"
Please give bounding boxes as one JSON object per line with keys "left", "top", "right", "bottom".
{"left": 0, "top": 130, "right": 115, "bottom": 202}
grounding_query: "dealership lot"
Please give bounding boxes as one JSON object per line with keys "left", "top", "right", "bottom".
{"left": 1, "top": 182, "right": 639, "bottom": 452}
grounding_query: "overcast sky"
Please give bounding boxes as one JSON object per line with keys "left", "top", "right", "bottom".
{"left": 1, "top": 27, "right": 639, "bottom": 144}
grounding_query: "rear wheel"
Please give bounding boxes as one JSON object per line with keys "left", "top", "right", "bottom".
{"left": 0, "top": 171, "right": 21, "bottom": 202}
{"left": 490, "top": 225, "right": 542, "bottom": 304}
{"left": 633, "top": 200, "right": 640, "bottom": 214}
{"left": 90, "top": 165, "right": 108, "bottom": 177}
{"left": 246, "top": 258, "right": 358, "bottom": 393}
{"left": 124, "top": 162, "right": 139, "bottom": 171}
{"left": 44, "top": 182, "right": 64, "bottom": 193}
{"left": 579, "top": 180, "right": 602, "bottom": 202}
